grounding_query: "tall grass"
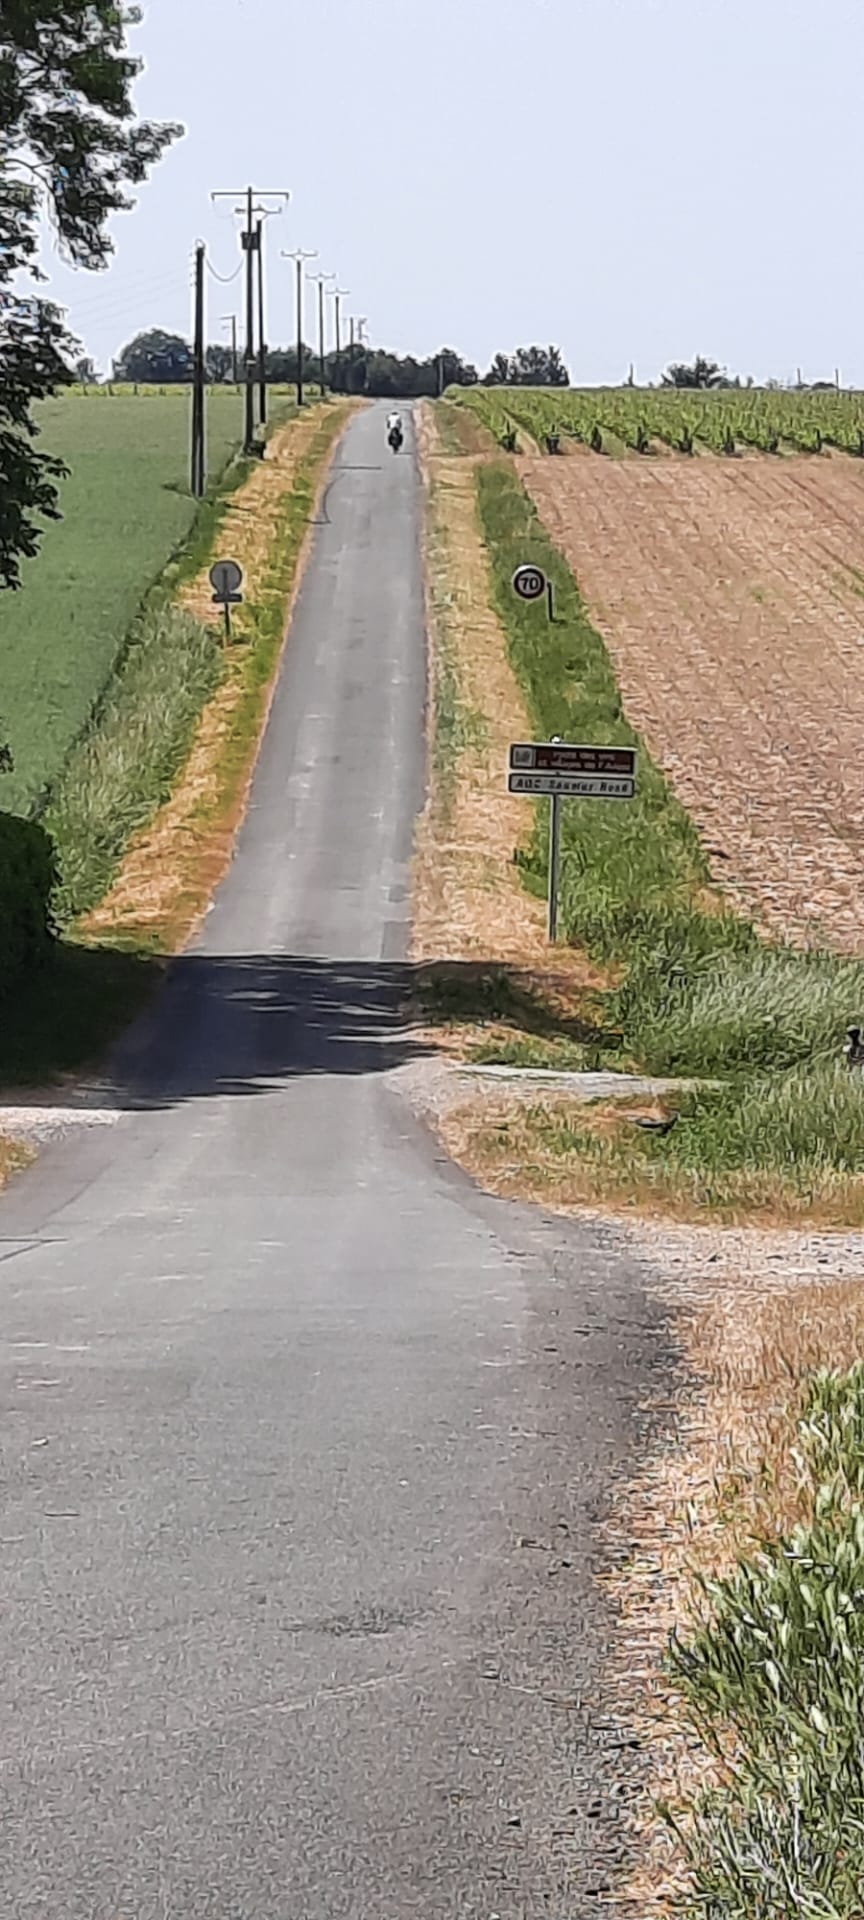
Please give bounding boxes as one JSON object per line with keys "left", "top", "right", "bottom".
{"left": 46, "top": 604, "right": 223, "bottom": 922}
{"left": 666, "top": 1364, "right": 864, "bottom": 1917}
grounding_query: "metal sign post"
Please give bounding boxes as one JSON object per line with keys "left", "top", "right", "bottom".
{"left": 209, "top": 558, "right": 244, "bottom": 640}
{"left": 548, "top": 742, "right": 562, "bottom": 942}
{"left": 507, "top": 740, "right": 638, "bottom": 942}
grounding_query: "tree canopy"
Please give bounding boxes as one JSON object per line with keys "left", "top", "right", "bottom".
{"left": 0, "top": 2, "right": 180, "bottom": 587}
{"left": 98, "top": 333, "right": 480, "bottom": 399}
{"left": 483, "top": 345, "right": 569, "bottom": 387}
{"left": 114, "top": 328, "right": 193, "bottom": 384}
{"left": 331, "top": 345, "right": 478, "bottom": 397}
{"left": 661, "top": 356, "right": 727, "bottom": 389}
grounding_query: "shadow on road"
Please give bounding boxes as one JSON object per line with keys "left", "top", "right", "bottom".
{"left": 107, "top": 953, "right": 432, "bottom": 1109}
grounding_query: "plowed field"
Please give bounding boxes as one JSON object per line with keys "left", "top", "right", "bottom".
{"left": 522, "top": 455, "right": 864, "bottom": 952}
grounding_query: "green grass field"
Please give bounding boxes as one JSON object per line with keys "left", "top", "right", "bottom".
{"left": 0, "top": 389, "right": 247, "bottom": 815}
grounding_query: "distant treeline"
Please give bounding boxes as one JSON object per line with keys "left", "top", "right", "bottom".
{"left": 93, "top": 330, "right": 571, "bottom": 395}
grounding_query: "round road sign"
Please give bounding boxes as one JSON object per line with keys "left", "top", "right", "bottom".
{"left": 209, "top": 558, "right": 244, "bottom": 599}
{"left": 512, "top": 562, "right": 546, "bottom": 602}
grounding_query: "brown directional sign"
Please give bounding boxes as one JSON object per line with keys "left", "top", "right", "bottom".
{"left": 509, "top": 742, "right": 636, "bottom": 776}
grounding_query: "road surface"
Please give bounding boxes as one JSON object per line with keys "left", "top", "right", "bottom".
{"left": 0, "top": 404, "right": 661, "bottom": 1916}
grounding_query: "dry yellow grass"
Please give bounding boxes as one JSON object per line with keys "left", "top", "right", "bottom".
{"left": 0, "top": 1135, "right": 35, "bottom": 1187}
{"left": 411, "top": 402, "right": 603, "bottom": 1073}
{"left": 439, "top": 1096, "right": 864, "bottom": 1230}
{"left": 83, "top": 402, "right": 355, "bottom": 952}
{"left": 413, "top": 400, "right": 551, "bottom": 966}
{"left": 599, "top": 1263, "right": 864, "bottom": 1914}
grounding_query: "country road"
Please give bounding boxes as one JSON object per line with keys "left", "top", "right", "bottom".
{"left": 0, "top": 403, "right": 663, "bottom": 1917}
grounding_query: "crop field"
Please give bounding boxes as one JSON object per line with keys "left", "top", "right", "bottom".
{"left": 519, "top": 446, "right": 864, "bottom": 953}
{"left": 0, "top": 388, "right": 248, "bottom": 815}
{"left": 455, "top": 383, "right": 864, "bottom": 456}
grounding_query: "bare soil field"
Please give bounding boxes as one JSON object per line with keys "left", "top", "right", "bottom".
{"left": 522, "top": 454, "right": 864, "bottom": 952}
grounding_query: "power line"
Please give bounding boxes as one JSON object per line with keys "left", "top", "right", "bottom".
{"left": 205, "top": 257, "right": 243, "bottom": 286}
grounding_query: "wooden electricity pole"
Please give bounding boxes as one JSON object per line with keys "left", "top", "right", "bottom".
{"left": 210, "top": 187, "right": 289, "bottom": 450}
{"left": 190, "top": 243, "right": 206, "bottom": 497}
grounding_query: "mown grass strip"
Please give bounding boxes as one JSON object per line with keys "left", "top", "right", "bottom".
{"left": 471, "top": 457, "right": 864, "bottom": 1209}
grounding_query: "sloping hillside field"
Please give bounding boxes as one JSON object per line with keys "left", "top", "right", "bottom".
{"left": 0, "top": 390, "right": 244, "bottom": 815}
{"left": 520, "top": 452, "right": 864, "bottom": 951}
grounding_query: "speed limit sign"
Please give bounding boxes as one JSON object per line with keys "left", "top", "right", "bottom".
{"left": 512, "top": 563, "right": 547, "bottom": 602}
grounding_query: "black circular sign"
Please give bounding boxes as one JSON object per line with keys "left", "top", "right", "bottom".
{"left": 512, "top": 563, "right": 546, "bottom": 602}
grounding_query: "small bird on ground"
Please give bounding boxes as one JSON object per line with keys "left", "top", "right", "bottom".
{"left": 630, "top": 1112, "right": 679, "bottom": 1136}
{"left": 844, "top": 1026, "right": 864, "bottom": 1069}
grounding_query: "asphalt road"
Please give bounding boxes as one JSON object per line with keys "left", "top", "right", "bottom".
{"left": 0, "top": 403, "right": 663, "bottom": 1917}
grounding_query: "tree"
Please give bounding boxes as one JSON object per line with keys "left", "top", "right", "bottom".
{"left": 662, "top": 356, "right": 726, "bottom": 389}
{"left": 511, "top": 344, "right": 569, "bottom": 387}
{"left": 436, "top": 347, "right": 478, "bottom": 390}
{"left": 265, "top": 343, "right": 317, "bottom": 385}
{"left": 484, "top": 351, "right": 513, "bottom": 386}
{"left": 113, "top": 328, "right": 192, "bottom": 384}
{"left": 0, "top": 299, "right": 68, "bottom": 589}
{"left": 0, "top": 3, "right": 181, "bottom": 588}
{"left": 483, "top": 345, "right": 569, "bottom": 387}
{"left": 204, "top": 344, "right": 234, "bottom": 385}
{"left": 74, "top": 354, "right": 96, "bottom": 386}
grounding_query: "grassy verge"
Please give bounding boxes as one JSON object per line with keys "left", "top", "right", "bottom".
{"left": 82, "top": 396, "right": 354, "bottom": 960}
{"left": 45, "top": 605, "right": 224, "bottom": 922}
{"left": 664, "top": 1359, "right": 864, "bottom": 1917}
{"left": 461, "top": 456, "right": 864, "bottom": 1218}
{"left": 0, "top": 402, "right": 352, "bottom": 1088}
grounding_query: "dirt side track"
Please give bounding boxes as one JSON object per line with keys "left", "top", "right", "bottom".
{"left": 522, "top": 453, "right": 864, "bottom": 952}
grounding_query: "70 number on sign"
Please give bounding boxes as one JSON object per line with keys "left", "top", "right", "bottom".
{"left": 512, "top": 561, "right": 555, "bottom": 622}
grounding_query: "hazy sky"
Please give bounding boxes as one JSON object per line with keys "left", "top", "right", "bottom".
{"left": 31, "top": 0, "right": 864, "bottom": 385}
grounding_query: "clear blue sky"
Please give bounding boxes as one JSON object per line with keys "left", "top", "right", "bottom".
{"left": 33, "top": 0, "right": 864, "bottom": 385}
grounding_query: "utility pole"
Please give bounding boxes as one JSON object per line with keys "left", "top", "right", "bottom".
{"left": 222, "top": 314, "right": 238, "bottom": 385}
{"left": 191, "top": 243, "right": 206, "bottom": 498}
{"left": 256, "top": 218, "right": 267, "bottom": 425}
{"left": 282, "top": 248, "right": 317, "bottom": 406}
{"left": 309, "top": 269, "right": 335, "bottom": 395}
{"left": 329, "top": 286, "right": 349, "bottom": 393}
{"left": 210, "top": 187, "right": 289, "bottom": 451}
